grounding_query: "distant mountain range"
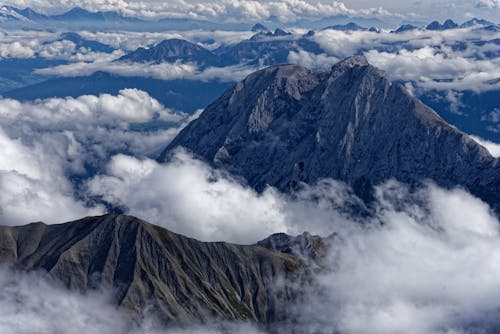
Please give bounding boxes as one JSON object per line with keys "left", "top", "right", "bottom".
{"left": 0, "top": 214, "right": 328, "bottom": 329}
{"left": 392, "top": 18, "right": 497, "bottom": 33}
{"left": 160, "top": 56, "right": 500, "bottom": 213}
{"left": 3, "top": 5, "right": 497, "bottom": 32}
{"left": 118, "top": 38, "right": 222, "bottom": 67}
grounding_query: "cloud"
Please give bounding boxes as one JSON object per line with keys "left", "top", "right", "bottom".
{"left": 310, "top": 27, "right": 500, "bottom": 92}
{"left": 281, "top": 182, "right": 500, "bottom": 334}
{"left": 475, "top": 0, "right": 500, "bottom": 8}
{"left": 287, "top": 50, "right": 339, "bottom": 70}
{"left": 0, "top": 89, "right": 190, "bottom": 225}
{"left": 35, "top": 58, "right": 256, "bottom": 82}
{"left": 0, "top": 30, "right": 120, "bottom": 60}
{"left": 365, "top": 46, "right": 500, "bottom": 92}
{"left": 85, "top": 149, "right": 360, "bottom": 243}
{"left": 0, "top": 0, "right": 395, "bottom": 22}
{"left": 0, "top": 127, "right": 103, "bottom": 225}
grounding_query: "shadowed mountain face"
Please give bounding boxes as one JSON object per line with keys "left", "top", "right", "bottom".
{"left": 0, "top": 214, "right": 317, "bottom": 328}
{"left": 160, "top": 56, "right": 500, "bottom": 212}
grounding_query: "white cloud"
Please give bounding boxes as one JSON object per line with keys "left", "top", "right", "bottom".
{"left": 0, "top": 30, "right": 120, "bottom": 60}
{"left": 476, "top": 0, "right": 500, "bottom": 8}
{"left": 282, "top": 183, "right": 500, "bottom": 334}
{"left": 0, "top": 127, "right": 104, "bottom": 225}
{"left": 35, "top": 59, "right": 256, "bottom": 82}
{"left": 287, "top": 50, "right": 339, "bottom": 70}
{"left": 0, "top": 0, "right": 395, "bottom": 22}
{"left": 365, "top": 46, "right": 500, "bottom": 92}
{"left": 0, "top": 89, "right": 191, "bottom": 225}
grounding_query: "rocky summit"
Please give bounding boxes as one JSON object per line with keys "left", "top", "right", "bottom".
{"left": 160, "top": 56, "right": 500, "bottom": 212}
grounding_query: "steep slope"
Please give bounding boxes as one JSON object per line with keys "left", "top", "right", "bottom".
{"left": 0, "top": 214, "right": 311, "bottom": 328}
{"left": 160, "top": 56, "right": 500, "bottom": 211}
{"left": 118, "top": 39, "right": 220, "bottom": 67}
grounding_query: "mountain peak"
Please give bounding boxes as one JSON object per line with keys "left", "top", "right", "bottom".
{"left": 251, "top": 23, "right": 269, "bottom": 32}
{"left": 331, "top": 55, "right": 369, "bottom": 71}
{"left": 160, "top": 57, "right": 499, "bottom": 211}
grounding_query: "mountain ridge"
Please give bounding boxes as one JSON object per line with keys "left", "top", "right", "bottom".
{"left": 0, "top": 213, "right": 323, "bottom": 329}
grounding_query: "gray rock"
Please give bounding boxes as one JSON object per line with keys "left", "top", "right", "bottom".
{"left": 160, "top": 56, "right": 500, "bottom": 212}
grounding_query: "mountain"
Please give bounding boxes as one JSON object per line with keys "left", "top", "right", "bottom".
{"left": 426, "top": 19, "right": 459, "bottom": 30}
{"left": 0, "top": 5, "right": 30, "bottom": 21}
{"left": 118, "top": 39, "right": 220, "bottom": 67}
{"left": 2, "top": 71, "right": 231, "bottom": 114}
{"left": 160, "top": 56, "right": 500, "bottom": 212}
{"left": 11, "top": 7, "right": 48, "bottom": 20}
{"left": 57, "top": 32, "right": 115, "bottom": 53}
{"left": 214, "top": 34, "right": 323, "bottom": 66}
{"left": 460, "top": 18, "right": 495, "bottom": 28}
{"left": 298, "top": 14, "right": 387, "bottom": 30}
{"left": 252, "top": 23, "right": 269, "bottom": 32}
{"left": 322, "top": 22, "right": 367, "bottom": 31}
{"left": 52, "top": 7, "right": 141, "bottom": 23}
{"left": 0, "top": 214, "right": 325, "bottom": 328}
{"left": 393, "top": 24, "right": 418, "bottom": 33}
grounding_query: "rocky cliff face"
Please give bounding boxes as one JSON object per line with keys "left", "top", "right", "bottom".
{"left": 0, "top": 214, "right": 318, "bottom": 329}
{"left": 160, "top": 56, "right": 500, "bottom": 211}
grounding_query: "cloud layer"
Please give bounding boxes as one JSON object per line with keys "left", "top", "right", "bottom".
{"left": 0, "top": 89, "right": 190, "bottom": 225}
{"left": 1, "top": 0, "right": 392, "bottom": 22}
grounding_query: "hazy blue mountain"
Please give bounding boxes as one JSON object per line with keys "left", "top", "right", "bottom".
{"left": 0, "top": 58, "right": 68, "bottom": 93}
{"left": 118, "top": 39, "right": 220, "bottom": 67}
{"left": 426, "top": 19, "right": 459, "bottom": 30}
{"left": 393, "top": 24, "right": 418, "bottom": 33}
{"left": 215, "top": 34, "right": 323, "bottom": 66}
{"left": 460, "top": 18, "right": 495, "bottom": 28}
{"left": 0, "top": 5, "right": 29, "bottom": 21}
{"left": 160, "top": 56, "right": 500, "bottom": 213}
{"left": 57, "top": 32, "right": 115, "bottom": 53}
{"left": 251, "top": 23, "right": 269, "bottom": 32}
{"left": 298, "top": 14, "right": 387, "bottom": 30}
{"left": 51, "top": 7, "right": 141, "bottom": 23}
{"left": 322, "top": 22, "right": 367, "bottom": 31}
{"left": 2, "top": 71, "right": 231, "bottom": 113}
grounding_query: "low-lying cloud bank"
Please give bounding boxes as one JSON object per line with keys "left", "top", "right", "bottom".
{"left": 35, "top": 59, "right": 255, "bottom": 82}
{"left": 0, "top": 89, "right": 191, "bottom": 225}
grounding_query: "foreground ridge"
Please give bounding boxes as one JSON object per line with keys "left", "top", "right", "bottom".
{"left": 0, "top": 214, "right": 325, "bottom": 328}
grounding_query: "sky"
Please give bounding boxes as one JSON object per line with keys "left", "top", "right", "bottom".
{"left": 1, "top": 0, "right": 499, "bottom": 23}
